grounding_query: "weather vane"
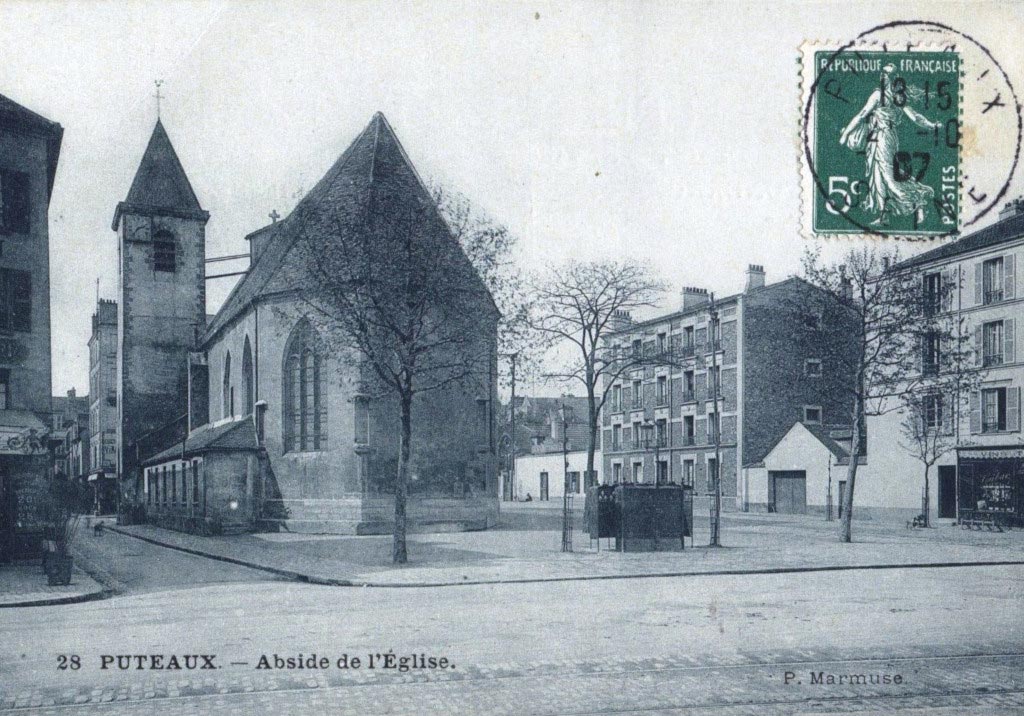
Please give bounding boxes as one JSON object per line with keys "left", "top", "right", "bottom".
{"left": 153, "top": 80, "right": 164, "bottom": 119}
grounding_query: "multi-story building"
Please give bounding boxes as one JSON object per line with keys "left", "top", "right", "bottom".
{"left": 601, "top": 265, "right": 854, "bottom": 511}
{"left": 88, "top": 299, "right": 118, "bottom": 513}
{"left": 860, "top": 199, "right": 1024, "bottom": 524}
{"left": 0, "top": 92, "right": 62, "bottom": 560}
{"left": 51, "top": 388, "right": 90, "bottom": 485}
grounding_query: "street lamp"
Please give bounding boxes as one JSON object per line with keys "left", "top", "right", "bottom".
{"left": 559, "top": 402, "right": 574, "bottom": 552}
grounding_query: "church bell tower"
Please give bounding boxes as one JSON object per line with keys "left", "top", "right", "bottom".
{"left": 113, "top": 120, "right": 209, "bottom": 505}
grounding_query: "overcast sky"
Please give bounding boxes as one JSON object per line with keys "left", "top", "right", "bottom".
{"left": 1, "top": 0, "right": 1022, "bottom": 395}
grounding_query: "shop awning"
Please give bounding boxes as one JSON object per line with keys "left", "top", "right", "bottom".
{"left": 0, "top": 410, "right": 49, "bottom": 455}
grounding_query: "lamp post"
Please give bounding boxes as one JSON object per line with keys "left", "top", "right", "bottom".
{"left": 708, "top": 292, "right": 722, "bottom": 547}
{"left": 559, "top": 402, "right": 574, "bottom": 552}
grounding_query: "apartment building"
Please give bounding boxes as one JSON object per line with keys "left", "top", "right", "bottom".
{"left": 862, "top": 200, "right": 1024, "bottom": 524}
{"left": 601, "top": 265, "right": 855, "bottom": 510}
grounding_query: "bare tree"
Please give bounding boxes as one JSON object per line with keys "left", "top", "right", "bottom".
{"left": 529, "top": 260, "right": 667, "bottom": 492}
{"left": 289, "top": 171, "right": 499, "bottom": 564}
{"left": 899, "top": 311, "right": 981, "bottom": 527}
{"left": 798, "top": 245, "right": 962, "bottom": 542}
{"left": 432, "top": 184, "right": 543, "bottom": 388}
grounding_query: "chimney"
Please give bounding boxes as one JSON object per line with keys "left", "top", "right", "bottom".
{"left": 998, "top": 197, "right": 1024, "bottom": 221}
{"left": 680, "top": 286, "right": 710, "bottom": 310}
{"left": 744, "top": 264, "right": 765, "bottom": 292}
{"left": 838, "top": 264, "right": 853, "bottom": 300}
{"left": 609, "top": 309, "right": 633, "bottom": 332}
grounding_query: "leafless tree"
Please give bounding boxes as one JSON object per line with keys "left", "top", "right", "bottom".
{"left": 899, "top": 311, "right": 981, "bottom": 527}
{"left": 529, "top": 260, "right": 667, "bottom": 492}
{"left": 289, "top": 172, "right": 499, "bottom": 564}
{"left": 798, "top": 245, "right": 964, "bottom": 542}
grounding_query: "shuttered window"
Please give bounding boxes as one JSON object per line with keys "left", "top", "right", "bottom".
{"left": 0, "top": 269, "right": 31, "bottom": 332}
{"left": 0, "top": 169, "right": 31, "bottom": 235}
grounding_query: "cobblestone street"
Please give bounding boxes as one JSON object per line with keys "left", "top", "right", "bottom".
{"left": 3, "top": 651, "right": 1023, "bottom": 715}
{"left": 2, "top": 525, "right": 1022, "bottom": 715}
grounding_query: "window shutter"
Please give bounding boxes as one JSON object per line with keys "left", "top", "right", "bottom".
{"left": 974, "top": 325, "right": 984, "bottom": 367}
{"left": 942, "top": 268, "right": 955, "bottom": 311}
{"left": 1005, "top": 253, "right": 1016, "bottom": 300}
{"left": 918, "top": 333, "right": 925, "bottom": 373}
{"left": 975, "top": 263, "right": 984, "bottom": 305}
{"left": 696, "top": 418, "right": 706, "bottom": 445}
{"left": 1005, "top": 318, "right": 1016, "bottom": 364}
{"left": 941, "top": 393, "right": 953, "bottom": 435}
{"left": 1008, "top": 387, "right": 1021, "bottom": 433}
{"left": 969, "top": 390, "right": 982, "bottom": 434}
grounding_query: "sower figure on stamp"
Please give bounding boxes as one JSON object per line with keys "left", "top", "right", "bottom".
{"left": 839, "top": 63, "right": 943, "bottom": 227}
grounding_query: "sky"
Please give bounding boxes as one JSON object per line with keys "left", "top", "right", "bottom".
{"left": 1, "top": 0, "right": 1022, "bottom": 396}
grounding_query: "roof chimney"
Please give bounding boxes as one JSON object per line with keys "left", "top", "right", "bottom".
{"left": 744, "top": 264, "right": 765, "bottom": 292}
{"left": 680, "top": 286, "right": 710, "bottom": 310}
{"left": 998, "top": 197, "right": 1024, "bottom": 221}
{"left": 838, "top": 264, "right": 853, "bottom": 300}
{"left": 609, "top": 309, "right": 633, "bottom": 332}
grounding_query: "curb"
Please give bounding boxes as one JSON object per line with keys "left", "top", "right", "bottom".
{"left": 0, "top": 569, "right": 110, "bottom": 609}
{"left": 105, "top": 525, "right": 1024, "bottom": 589}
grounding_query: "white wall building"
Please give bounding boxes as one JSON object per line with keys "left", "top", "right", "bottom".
{"left": 511, "top": 449, "right": 601, "bottom": 502}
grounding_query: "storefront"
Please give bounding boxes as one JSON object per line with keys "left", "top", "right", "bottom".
{"left": 957, "top": 446, "right": 1024, "bottom": 528}
{"left": 0, "top": 411, "right": 52, "bottom": 560}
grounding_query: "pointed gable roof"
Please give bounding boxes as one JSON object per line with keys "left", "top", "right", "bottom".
{"left": 112, "top": 119, "right": 208, "bottom": 230}
{"left": 202, "top": 111, "right": 495, "bottom": 346}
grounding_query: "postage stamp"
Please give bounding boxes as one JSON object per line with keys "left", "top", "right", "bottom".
{"left": 800, "top": 21, "right": 1023, "bottom": 240}
{"left": 810, "top": 50, "right": 960, "bottom": 236}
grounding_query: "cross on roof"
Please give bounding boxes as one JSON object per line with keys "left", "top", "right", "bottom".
{"left": 269, "top": 209, "right": 280, "bottom": 223}
{"left": 153, "top": 80, "right": 164, "bottom": 119}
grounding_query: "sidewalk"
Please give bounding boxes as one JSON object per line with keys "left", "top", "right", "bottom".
{"left": 0, "top": 562, "right": 107, "bottom": 607}
{"left": 105, "top": 507, "right": 1024, "bottom": 587}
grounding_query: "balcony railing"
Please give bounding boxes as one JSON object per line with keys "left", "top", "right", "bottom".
{"left": 982, "top": 420, "right": 1006, "bottom": 433}
{"left": 681, "top": 391, "right": 695, "bottom": 403}
{"left": 681, "top": 435, "right": 695, "bottom": 446}
{"left": 984, "top": 289, "right": 1005, "bottom": 304}
{"left": 922, "top": 361, "right": 940, "bottom": 376}
{"left": 632, "top": 398, "right": 643, "bottom": 409}
{"left": 983, "top": 353, "right": 1004, "bottom": 368}
{"left": 655, "top": 393, "right": 668, "bottom": 406}
{"left": 705, "top": 340, "right": 722, "bottom": 353}
{"left": 681, "top": 344, "right": 696, "bottom": 358}
{"left": 611, "top": 441, "right": 622, "bottom": 451}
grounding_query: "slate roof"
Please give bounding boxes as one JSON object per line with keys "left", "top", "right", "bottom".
{"left": 201, "top": 111, "right": 496, "bottom": 347}
{"left": 895, "top": 208, "right": 1024, "bottom": 270}
{"left": 112, "top": 119, "right": 208, "bottom": 230}
{"left": 142, "top": 416, "right": 258, "bottom": 466}
{"left": 0, "top": 92, "right": 63, "bottom": 200}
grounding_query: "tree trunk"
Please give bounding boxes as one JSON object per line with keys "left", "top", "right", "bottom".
{"left": 393, "top": 394, "right": 412, "bottom": 564}
{"left": 586, "top": 388, "right": 598, "bottom": 489}
{"left": 839, "top": 397, "right": 862, "bottom": 543}
{"left": 923, "top": 465, "right": 931, "bottom": 528}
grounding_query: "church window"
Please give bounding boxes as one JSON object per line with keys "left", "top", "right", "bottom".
{"left": 354, "top": 396, "right": 370, "bottom": 445}
{"left": 0, "top": 268, "right": 31, "bottom": 332}
{"left": 283, "top": 320, "right": 327, "bottom": 452}
{"left": 222, "top": 351, "right": 232, "bottom": 418}
{"left": 153, "top": 230, "right": 176, "bottom": 273}
{"left": 0, "top": 169, "right": 31, "bottom": 235}
{"left": 242, "top": 337, "right": 254, "bottom": 416}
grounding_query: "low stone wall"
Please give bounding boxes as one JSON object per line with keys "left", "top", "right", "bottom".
{"left": 259, "top": 495, "right": 499, "bottom": 535}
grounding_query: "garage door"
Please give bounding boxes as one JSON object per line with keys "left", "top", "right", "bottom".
{"left": 770, "top": 471, "right": 807, "bottom": 514}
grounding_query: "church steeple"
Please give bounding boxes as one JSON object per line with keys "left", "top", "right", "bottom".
{"left": 112, "top": 119, "right": 208, "bottom": 230}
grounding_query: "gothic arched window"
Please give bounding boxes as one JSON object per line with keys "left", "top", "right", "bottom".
{"left": 283, "top": 320, "right": 327, "bottom": 452}
{"left": 242, "top": 336, "right": 254, "bottom": 416}
{"left": 222, "top": 351, "right": 232, "bottom": 419}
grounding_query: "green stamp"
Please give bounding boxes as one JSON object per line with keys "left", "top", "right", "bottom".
{"left": 810, "top": 51, "right": 960, "bottom": 236}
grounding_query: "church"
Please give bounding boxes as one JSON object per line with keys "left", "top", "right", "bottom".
{"left": 116, "top": 113, "right": 500, "bottom": 535}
